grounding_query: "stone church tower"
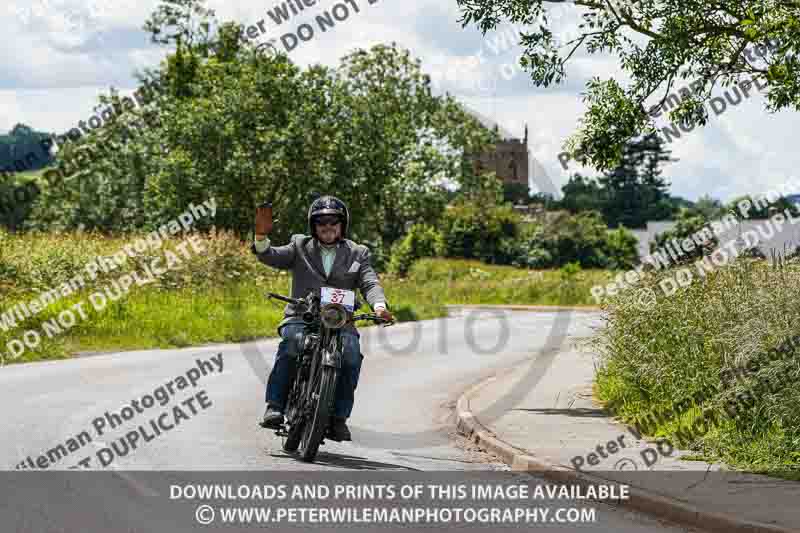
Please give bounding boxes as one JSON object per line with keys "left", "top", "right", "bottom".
{"left": 470, "top": 123, "right": 530, "bottom": 187}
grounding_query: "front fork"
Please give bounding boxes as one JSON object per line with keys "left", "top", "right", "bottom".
{"left": 321, "top": 332, "right": 343, "bottom": 369}
{"left": 279, "top": 330, "right": 342, "bottom": 434}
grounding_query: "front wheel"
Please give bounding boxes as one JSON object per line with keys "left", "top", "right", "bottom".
{"left": 282, "top": 418, "right": 304, "bottom": 453}
{"left": 299, "top": 365, "right": 338, "bottom": 462}
{"left": 282, "top": 363, "right": 305, "bottom": 452}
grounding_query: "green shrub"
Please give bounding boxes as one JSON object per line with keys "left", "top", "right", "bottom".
{"left": 512, "top": 211, "right": 638, "bottom": 270}
{"left": 546, "top": 211, "right": 609, "bottom": 267}
{"left": 360, "top": 238, "right": 388, "bottom": 273}
{"left": 440, "top": 202, "right": 520, "bottom": 264}
{"left": 602, "top": 226, "right": 639, "bottom": 270}
{"left": 0, "top": 173, "right": 41, "bottom": 232}
{"left": 388, "top": 224, "right": 445, "bottom": 276}
{"left": 516, "top": 247, "right": 554, "bottom": 269}
{"left": 651, "top": 210, "right": 717, "bottom": 261}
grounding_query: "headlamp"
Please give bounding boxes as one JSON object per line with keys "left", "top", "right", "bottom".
{"left": 320, "top": 303, "right": 349, "bottom": 329}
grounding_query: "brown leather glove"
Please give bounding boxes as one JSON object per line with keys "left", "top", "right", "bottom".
{"left": 255, "top": 202, "right": 273, "bottom": 239}
{"left": 376, "top": 308, "right": 394, "bottom": 323}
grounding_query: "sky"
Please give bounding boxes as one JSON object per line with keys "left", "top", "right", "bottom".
{"left": 1, "top": 0, "right": 798, "bottom": 202}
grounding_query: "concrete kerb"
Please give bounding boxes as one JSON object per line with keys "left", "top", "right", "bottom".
{"left": 454, "top": 366, "right": 794, "bottom": 533}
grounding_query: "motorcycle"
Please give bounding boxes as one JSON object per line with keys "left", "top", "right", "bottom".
{"left": 266, "top": 287, "right": 393, "bottom": 462}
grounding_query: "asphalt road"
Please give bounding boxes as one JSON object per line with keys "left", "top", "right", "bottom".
{"left": 0, "top": 309, "right": 697, "bottom": 532}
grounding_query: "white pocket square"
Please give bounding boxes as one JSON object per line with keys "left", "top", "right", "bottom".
{"left": 348, "top": 261, "right": 361, "bottom": 273}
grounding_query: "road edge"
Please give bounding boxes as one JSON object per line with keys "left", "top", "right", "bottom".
{"left": 445, "top": 304, "right": 601, "bottom": 313}
{"left": 455, "top": 369, "right": 792, "bottom": 533}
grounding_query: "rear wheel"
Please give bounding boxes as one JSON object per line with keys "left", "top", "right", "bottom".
{"left": 299, "top": 365, "right": 338, "bottom": 462}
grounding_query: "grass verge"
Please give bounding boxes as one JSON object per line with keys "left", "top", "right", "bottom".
{"left": 0, "top": 230, "right": 611, "bottom": 365}
{"left": 594, "top": 258, "right": 800, "bottom": 478}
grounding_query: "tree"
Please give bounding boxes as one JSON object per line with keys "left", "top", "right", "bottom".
{"left": 332, "top": 43, "right": 496, "bottom": 246}
{"left": 503, "top": 182, "right": 531, "bottom": 204}
{"left": 668, "top": 195, "right": 695, "bottom": 213}
{"left": 0, "top": 124, "right": 55, "bottom": 175}
{"left": 685, "top": 194, "right": 727, "bottom": 220}
{"left": 440, "top": 201, "right": 520, "bottom": 264}
{"left": 456, "top": 0, "right": 800, "bottom": 170}
{"left": 727, "top": 194, "right": 797, "bottom": 220}
{"left": 598, "top": 134, "right": 675, "bottom": 228}
{"left": 514, "top": 210, "right": 639, "bottom": 269}
{"left": 529, "top": 191, "right": 559, "bottom": 210}
{"left": 26, "top": 0, "right": 495, "bottom": 247}
{"left": 558, "top": 174, "right": 605, "bottom": 213}
{"left": 558, "top": 135, "right": 675, "bottom": 227}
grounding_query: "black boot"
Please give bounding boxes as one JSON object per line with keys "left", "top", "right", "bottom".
{"left": 327, "top": 417, "right": 351, "bottom": 441}
{"left": 259, "top": 405, "right": 284, "bottom": 429}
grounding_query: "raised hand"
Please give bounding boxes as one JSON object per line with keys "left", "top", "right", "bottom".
{"left": 255, "top": 202, "right": 273, "bottom": 238}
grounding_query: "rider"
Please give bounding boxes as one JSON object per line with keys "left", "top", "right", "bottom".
{"left": 252, "top": 195, "right": 393, "bottom": 441}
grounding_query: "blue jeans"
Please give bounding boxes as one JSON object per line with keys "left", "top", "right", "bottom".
{"left": 265, "top": 323, "right": 363, "bottom": 419}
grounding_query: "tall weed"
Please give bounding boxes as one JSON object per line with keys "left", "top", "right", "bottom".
{"left": 595, "top": 258, "right": 800, "bottom": 474}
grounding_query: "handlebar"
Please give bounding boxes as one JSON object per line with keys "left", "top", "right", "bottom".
{"left": 268, "top": 292, "right": 394, "bottom": 327}
{"left": 352, "top": 314, "right": 395, "bottom": 327}
{"left": 267, "top": 292, "right": 305, "bottom": 306}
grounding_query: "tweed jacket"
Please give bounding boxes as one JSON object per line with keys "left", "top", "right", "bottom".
{"left": 252, "top": 234, "right": 388, "bottom": 334}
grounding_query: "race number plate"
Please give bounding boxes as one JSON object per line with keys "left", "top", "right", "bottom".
{"left": 321, "top": 287, "right": 356, "bottom": 312}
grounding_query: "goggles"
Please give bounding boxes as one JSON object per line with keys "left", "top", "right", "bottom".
{"left": 315, "top": 216, "right": 342, "bottom": 227}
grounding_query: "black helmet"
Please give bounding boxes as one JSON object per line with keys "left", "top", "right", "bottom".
{"left": 308, "top": 195, "right": 350, "bottom": 240}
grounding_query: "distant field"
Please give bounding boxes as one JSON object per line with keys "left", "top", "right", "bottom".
{"left": 0, "top": 229, "right": 609, "bottom": 365}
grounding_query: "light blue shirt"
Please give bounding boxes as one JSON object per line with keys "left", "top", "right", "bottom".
{"left": 320, "top": 242, "right": 337, "bottom": 277}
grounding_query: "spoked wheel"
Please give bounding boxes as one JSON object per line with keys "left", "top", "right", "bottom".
{"left": 282, "top": 381, "right": 306, "bottom": 452}
{"left": 282, "top": 417, "right": 304, "bottom": 453}
{"left": 299, "top": 365, "right": 338, "bottom": 462}
{"left": 282, "top": 355, "right": 306, "bottom": 453}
